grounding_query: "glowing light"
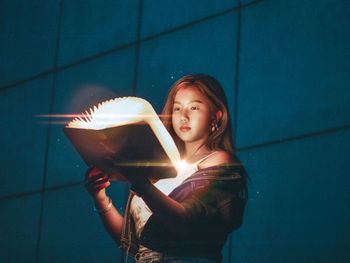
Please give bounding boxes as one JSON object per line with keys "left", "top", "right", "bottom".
{"left": 112, "top": 161, "right": 174, "bottom": 167}
{"left": 35, "top": 113, "right": 172, "bottom": 123}
{"left": 63, "top": 97, "right": 181, "bottom": 167}
{"left": 176, "top": 160, "right": 188, "bottom": 171}
{"left": 155, "top": 159, "right": 190, "bottom": 195}
{"left": 62, "top": 97, "right": 164, "bottom": 130}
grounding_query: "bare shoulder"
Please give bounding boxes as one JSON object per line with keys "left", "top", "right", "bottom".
{"left": 199, "top": 150, "right": 232, "bottom": 169}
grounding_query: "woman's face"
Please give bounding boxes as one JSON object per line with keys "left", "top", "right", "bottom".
{"left": 172, "top": 86, "right": 212, "bottom": 145}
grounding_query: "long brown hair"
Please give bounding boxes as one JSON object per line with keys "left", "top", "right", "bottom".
{"left": 161, "top": 74, "right": 234, "bottom": 155}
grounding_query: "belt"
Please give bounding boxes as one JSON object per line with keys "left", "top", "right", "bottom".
{"left": 134, "top": 250, "right": 162, "bottom": 263}
{"left": 134, "top": 251, "right": 218, "bottom": 263}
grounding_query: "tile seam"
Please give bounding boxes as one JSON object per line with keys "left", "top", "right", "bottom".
{"left": 34, "top": 0, "right": 65, "bottom": 262}
{"left": 229, "top": 1, "right": 242, "bottom": 261}
{"left": 237, "top": 124, "right": 350, "bottom": 152}
{"left": 0, "top": 2, "right": 268, "bottom": 90}
{"left": 1, "top": 124, "right": 349, "bottom": 200}
{"left": 0, "top": 181, "right": 83, "bottom": 202}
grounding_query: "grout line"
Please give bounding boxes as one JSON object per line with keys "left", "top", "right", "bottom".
{"left": 0, "top": 124, "right": 349, "bottom": 202}
{"left": 35, "top": 1, "right": 65, "bottom": 262}
{"left": 1, "top": 124, "right": 349, "bottom": 202}
{"left": 0, "top": 2, "right": 267, "bottom": 91}
{"left": 237, "top": 124, "right": 350, "bottom": 152}
{"left": 0, "top": 69, "right": 58, "bottom": 92}
{"left": 121, "top": 1, "right": 143, "bottom": 262}
{"left": 229, "top": 2, "right": 242, "bottom": 261}
{"left": 138, "top": 5, "right": 239, "bottom": 43}
{"left": 132, "top": 0, "right": 143, "bottom": 96}
{"left": 137, "top": 1, "right": 265, "bottom": 45}
{"left": 0, "top": 181, "right": 83, "bottom": 202}
{"left": 232, "top": 0, "right": 242, "bottom": 148}
{"left": 0, "top": 42, "right": 138, "bottom": 92}
{"left": 239, "top": 0, "right": 265, "bottom": 9}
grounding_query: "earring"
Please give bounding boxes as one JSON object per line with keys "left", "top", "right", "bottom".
{"left": 211, "top": 121, "right": 219, "bottom": 132}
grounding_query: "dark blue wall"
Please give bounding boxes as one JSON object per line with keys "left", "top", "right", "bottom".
{"left": 1, "top": 0, "right": 349, "bottom": 262}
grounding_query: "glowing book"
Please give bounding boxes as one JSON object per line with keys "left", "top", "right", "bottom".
{"left": 63, "top": 97, "right": 181, "bottom": 181}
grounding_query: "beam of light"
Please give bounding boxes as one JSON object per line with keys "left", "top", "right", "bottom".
{"left": 112, "top": 161, "right": 174, "bottom": 167}
{"left": 36, "top": 114, "right": 85, "bottom": 118}
{"left": 35, "top": 114, "right": 171, "bottom": 118}
{"left": 36, "top": 121, "right": 71, "bottom": 125}
{"left": 36, "top": 121, "right": 157, "bottom": 125}
{"left": 61, "top": 97, "right": 160, "bottom": 130}
{"left": 35, "top": 113, "right": 172, "bottom": 126}
{"left": 35, "top": 119, "right": 163, "bottom": 126}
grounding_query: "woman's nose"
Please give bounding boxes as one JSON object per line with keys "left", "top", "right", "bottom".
{"left": 180, "top": 109, "right": 189, "bottom": 122}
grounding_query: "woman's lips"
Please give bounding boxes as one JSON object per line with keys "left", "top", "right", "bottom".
{"left": 180, "top": 126, "right": 191, "bottom": 132}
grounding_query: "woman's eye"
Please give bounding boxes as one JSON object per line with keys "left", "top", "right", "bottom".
{"left": 190, "top": 106, "right": 199, "bottom": 110}
{"left": 173, "top": 107, "right": 180, "bottom": 112}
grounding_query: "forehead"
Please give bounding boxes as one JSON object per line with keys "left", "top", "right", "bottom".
{"left": 173, "top": 86, "right": 208, "bottom": 104}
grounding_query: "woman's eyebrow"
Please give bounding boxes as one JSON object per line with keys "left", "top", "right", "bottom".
{"left": 173, "top": 100, "right": 204, "bottom": 104}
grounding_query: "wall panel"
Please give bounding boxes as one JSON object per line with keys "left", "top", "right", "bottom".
{"left": 233, "top": 128, "right": 350, "bottom": 262}
{"left": 236, "top": 0, "right": 350, "bottom": 148}
{"left": 141, "top": 0, "right": 238, "bottom": 38}
{"left": 0, "top": 76, "right": 52, "bottom": 197}
{"left": 0, "top": 0, "right": 59, "bottom": 87}
{"left": 0, "top": 194, "right": 41, "bottom": 262}
{"left": 58, "top": 0, "right": 139, "bottom": 66}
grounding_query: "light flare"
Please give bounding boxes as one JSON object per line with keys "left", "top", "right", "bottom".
{"left": 35, "top": 113, "right": 172, "bottom": 124}
{"left": 175, "top": 160, "right": 188, "bottom": 171}
{"left": 112, "top": 161, "right": 174, "bottom": 167}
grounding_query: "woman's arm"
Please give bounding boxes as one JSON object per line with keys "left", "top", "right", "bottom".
{"left": 132, "top": 178, "right": 187, "bottom": 220}
{"left": 125, "top": 151, "right": 233, "bottom": 221}
{"left": 85, "top": 167, "right": 124, "bottom": 245}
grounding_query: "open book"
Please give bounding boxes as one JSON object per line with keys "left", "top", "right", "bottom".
{"left": 63, "top": 97, "right": 181, "bottom": 182}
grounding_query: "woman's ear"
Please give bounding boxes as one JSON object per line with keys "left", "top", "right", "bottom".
{"left": 215, "top": 110, "right": 223, "bottom": 122}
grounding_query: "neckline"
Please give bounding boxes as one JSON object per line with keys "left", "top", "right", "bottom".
{"left": 187, "top": 162, "right": 244, "bottom": 178}
{"left": 190, "top": 151, "right": 218, "bottom": 166}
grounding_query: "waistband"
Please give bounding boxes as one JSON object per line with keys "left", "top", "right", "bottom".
{"left": 134, "top": 250, "right": 161, "bottom": 262}
{"left": 134, "top": 249, "right": 219, "bottom": 263}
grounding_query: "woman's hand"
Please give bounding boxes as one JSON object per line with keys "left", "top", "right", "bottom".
{"left": 84, "top": 166, "right": 124, "bottom": 243}
{"left": 84, "top": 166, "right": 110, "bottom": 202}
{"left": 104, "top": 156, "right": 150, "bottom": 189}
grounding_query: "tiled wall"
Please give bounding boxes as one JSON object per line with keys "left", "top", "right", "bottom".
{"left": 1, "top": 0, "right": 349, "bottom": 262}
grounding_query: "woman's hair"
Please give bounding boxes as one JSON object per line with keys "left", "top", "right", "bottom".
{"left": 161, "top": 74, "right": 234, "bottom": 155}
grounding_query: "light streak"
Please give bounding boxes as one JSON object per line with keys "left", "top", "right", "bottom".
{"left": 35, "top": 114, "right": 171, "bottom": 118}
{"left": 35, "top": 113, "right": 172, "bottom": 125}
{"left": 112, "top": 161, "right": 174, "bottom": 167}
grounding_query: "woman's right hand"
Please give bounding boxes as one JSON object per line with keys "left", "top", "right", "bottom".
{"left": 84, "top": 166, "right": 111, "bottom": 202}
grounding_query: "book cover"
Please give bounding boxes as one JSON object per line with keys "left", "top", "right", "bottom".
{"left": 63, "top": 97, "right": 181, "bottom": 181}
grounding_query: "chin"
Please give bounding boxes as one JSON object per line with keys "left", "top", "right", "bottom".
{"left": 177, "top": 135, "right": 193, "bottom": 142}
{"left": 177, "top": 136, "right": 191, "bottom": 142}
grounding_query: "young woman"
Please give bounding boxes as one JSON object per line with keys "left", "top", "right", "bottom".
{"left": 85, "top": 74, "right": 247, "bottom": 263}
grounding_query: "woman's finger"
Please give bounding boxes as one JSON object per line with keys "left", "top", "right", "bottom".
{"left": 85, "top": 176, "right": 109, "bottom": 189}
{"left": 93, "top": 181, "right": 111, "bottom": 192}
{"left": 86, "top": 181, "right": 110, "bottom": 194}
{"left": 85, "top": 166, "right": 104, "bottom": 179}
